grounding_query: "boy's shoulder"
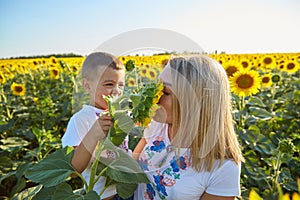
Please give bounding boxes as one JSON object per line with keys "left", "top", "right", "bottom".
{"left": 71, "top": 105, "right": 103, "bottom": 121}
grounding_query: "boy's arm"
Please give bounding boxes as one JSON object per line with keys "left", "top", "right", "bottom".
{"left": 72, "top": 114, "right": 112, "bottom": 173}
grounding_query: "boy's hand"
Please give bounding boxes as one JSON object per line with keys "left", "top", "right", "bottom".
{"left": 90, "top": 113, "right": 113, "bottom": 141}
{"left": 98, "top": 113, "right": 113, "bottom": 134}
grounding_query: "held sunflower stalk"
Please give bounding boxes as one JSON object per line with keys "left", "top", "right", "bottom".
{"left": 86, "top": 81, "right": 163, "bottom": 197}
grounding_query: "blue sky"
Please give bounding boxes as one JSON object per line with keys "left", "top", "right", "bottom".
{"left": 0, "top": 0, "right": 299, "bottom": 58}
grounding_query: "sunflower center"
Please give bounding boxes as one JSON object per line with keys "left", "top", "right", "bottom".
{"left": 236, "top": 74, "right": 254, "bottom": 89}
{"left": 287, "top": 63, "right": 295, "bottom": 70}
{"left": 241, "top": 61, "right": 249, "bottom": 68}
{"left": 129, "top": 80, "right": 135, "bottom": 85}
{"left": 272, "top": 75, "right": 280, "bottom": 82}
{"left": 226, "top": 66, "right": 238, "bottom": 76}
{"left": 15, "top": 86, "right": 24, "bottom": 93}
{"left": 52, "top": 69, "right": 59, "bottom": 76}
{"left": 263, "top": 57, "right": 272, "bottom": 64}
{"left": 262, "top": 77, "right": 270, "bottom": 83}
{"left": 149, "top": 71, "right": 155, "bottom": 78}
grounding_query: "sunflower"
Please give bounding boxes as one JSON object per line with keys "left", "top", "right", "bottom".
{"left": 49, "top": 56, "right": 58, "bottom": 64}
{"left": 248, "top": 190, "right": 262, "bottom": 200}
{"left": 33, "top": 97, "right": 39, "bottom": 106}
{"left": 271, "top": 74, "right": 281, "bottom": 83}
{"left": 153, "top": 81, "right": 164, "bottom": 104}
{"left": 49, "top": 67, "right": 60, "bottom": 79}
{"left": 139, "top": 117, "right": 152, "bottom": 127}
{"left": 138, "top": 66, "right": 148, "bottom": 78}
{"left": 284, "top": 60, "right": 299, "bottom": 74}
{"left": 261, "top": 74, "right": 273, "bottom": 88}
{"left": 0, "top": 72, "right": 6, "bottom": 84}
{"left": 11, "top": 82, "right": 26, "bottom": 96}
{"left": 260, "top": 55, "right": 277, "bottom": 69}
{"left": 276, "top": 59, "right": 286, "bottom": 72}
{"left": 126, "top": 77, "right": 136, "bottom": 87}
{"left": 223, "top": 61, "right": 242, "bottom": 77}
{"left": 229, "top": 70, "right": 261, "bottom": 97}
{"left": 146, "top": 68, "right": 157, "bottom": 81}
{"left": 239, "top": 58, "right": 252, "bottom": 70}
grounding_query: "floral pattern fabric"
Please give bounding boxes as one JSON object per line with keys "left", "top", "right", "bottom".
{"left": 138, "top": 129, "right": 192, "bottom": 199}
{"left": 134, "top": 121, "right": 241, "bottom": 200}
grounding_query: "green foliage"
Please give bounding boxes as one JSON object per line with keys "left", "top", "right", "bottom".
{"left": 25, "top": 146, "right": 75, "bottom": 187}
{"left": 0, "top": 60, "right": 75, "bottom": 198}
{"left": 234, "top": 70, "right": 300, "bottom": 199}
{"left": 0, "top": 56, "right": 299, "bottom": 199}
{"left": 125, "top": 60, "right": 135, "bottom": 72}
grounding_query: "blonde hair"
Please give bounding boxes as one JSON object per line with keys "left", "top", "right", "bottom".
{"left": 81, "top": 52, "right": 124, "bottom": 81}
{"left": 169, "top": 55, "right": 244, "bottom": 172}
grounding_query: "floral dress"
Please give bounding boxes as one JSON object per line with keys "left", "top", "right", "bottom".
{"left": 134, "top": 121, "right": 241, "bottom": 200}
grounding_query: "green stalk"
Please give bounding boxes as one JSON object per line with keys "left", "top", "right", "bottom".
{"left": 87, "top": 140, "right": 104, "bottom": 192}
{"left": 98, "top": 168, "right": 111, "bottom": 197}
{"left": 73, "top": 171, "right": 88, "bottom": 189}
{"left": 94, "top": 167, "right": 108, "bottom": 185}
{"left": 273, "top": 151, "right": 282, "bottom": 193}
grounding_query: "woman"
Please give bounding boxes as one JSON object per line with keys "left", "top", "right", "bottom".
{"left": 133, "top": 55, "right": 244, "bottom": 200}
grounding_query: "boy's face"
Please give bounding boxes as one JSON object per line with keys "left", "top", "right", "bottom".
{"left": 84, "top": 67, "right": 125, "bottom": 110}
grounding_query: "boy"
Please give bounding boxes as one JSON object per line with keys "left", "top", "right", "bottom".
{"left": 62, "top": 52, "right": 128, "bottom": 199}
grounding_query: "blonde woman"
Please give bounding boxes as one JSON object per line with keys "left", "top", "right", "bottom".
{"left": 133, "top": 55, "right": 244, "bottom": 200}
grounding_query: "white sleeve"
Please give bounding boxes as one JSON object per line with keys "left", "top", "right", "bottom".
{"left": 143, "top": 120, "right": 167, "bottom": 143}
{"left": 61, "top": 115, "right": 89, "bottom": 147}
{"left": 205, "top": 160, "right": 241, "bottom": 196}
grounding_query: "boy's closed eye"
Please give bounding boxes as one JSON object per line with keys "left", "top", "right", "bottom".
{"left": 104, "top": 83, "right": 114, "bottom": 87}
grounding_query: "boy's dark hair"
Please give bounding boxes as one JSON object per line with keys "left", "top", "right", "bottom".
{"left": 81, "top": 52, "right": 124, "bottom": 80}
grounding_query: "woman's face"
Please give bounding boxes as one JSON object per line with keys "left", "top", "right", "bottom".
{"left": 153, "top": 84, "right": 173, "bottom": 124}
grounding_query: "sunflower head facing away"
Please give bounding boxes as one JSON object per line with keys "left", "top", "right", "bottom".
{"left": 0, "top": 72, "right": 6, "bottom": 84}
{"left": 229, "top": 70, "right": 261, "bottom": 97}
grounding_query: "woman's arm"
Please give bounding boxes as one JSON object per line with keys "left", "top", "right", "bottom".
{"left": 201, "top": 192, "right": 235, "bottom": 200}
{"left": 132, "top": 137, "right": 146, "bottom": 161}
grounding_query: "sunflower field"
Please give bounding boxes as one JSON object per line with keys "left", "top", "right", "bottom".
{"left": 0, "top": 52, "right": 299, "bottom": 200}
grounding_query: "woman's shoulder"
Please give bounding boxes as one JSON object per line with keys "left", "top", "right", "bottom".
{"left": 210, "top": 159, "right": 241, "bottom": 176}
{"left": 143, "top": 120, "right": 168, "bottom": 141}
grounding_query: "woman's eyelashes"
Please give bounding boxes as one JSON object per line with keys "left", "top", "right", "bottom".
{"left": 163, "top": 90, "right": 170, "bottom": 95}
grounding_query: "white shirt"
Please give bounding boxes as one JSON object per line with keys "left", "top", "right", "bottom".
{"left": 62, "top": 105, "right": 129, "bottom": 199}
{"left": 134, "top": 121, "right": 241, "bottom": 200}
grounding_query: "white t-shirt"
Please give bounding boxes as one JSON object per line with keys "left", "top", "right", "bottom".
{"left": 134, "top": 120, "right": 241, "bottom": 200}
{"left": 62, "top": 105, "right": 130, "bottom": 199}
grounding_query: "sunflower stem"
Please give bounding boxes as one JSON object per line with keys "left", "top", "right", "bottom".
{"left": 87, "top": 140, "right": 104, "bottom": 192}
